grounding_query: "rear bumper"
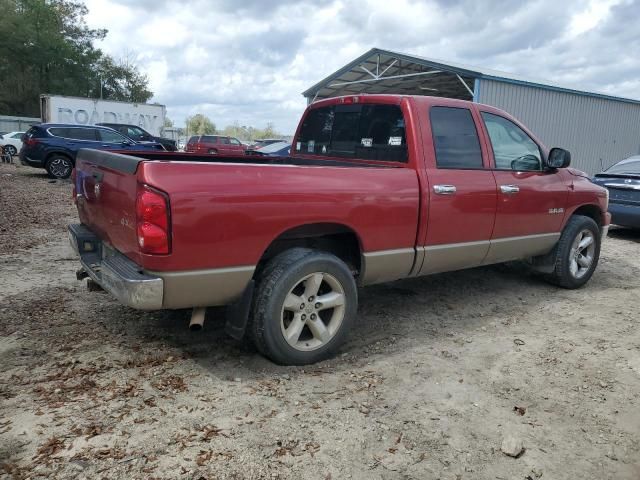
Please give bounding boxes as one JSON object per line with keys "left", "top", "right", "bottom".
{"left": 68, "top": 224, "right": 164, "bottom": 310}
{"left": 68, "top": 223, "right": 255, "bottom": 310}
{"left": 19, "top": 153, "right": 44, "bottom": 168}
{"left": 608, "top": 203, "right": 640, "bottom": 228}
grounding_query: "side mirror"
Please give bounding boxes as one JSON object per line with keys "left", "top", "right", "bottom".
{"left": 547, "top": 148, "right": 571, "bottom": 169}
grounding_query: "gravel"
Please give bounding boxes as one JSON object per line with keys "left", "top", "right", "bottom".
{"left": 1, "top": 161, "right": 639, "bottom": 479}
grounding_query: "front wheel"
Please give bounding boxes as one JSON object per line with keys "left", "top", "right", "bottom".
{"left": 545, "top": 215, "right": 601, "bottom": 289}
{"left": 249, "top": 248, "right": 357, "bottom": 365}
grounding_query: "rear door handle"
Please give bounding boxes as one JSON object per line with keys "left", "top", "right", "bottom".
{"left": 500, "top": 184, "right": 520, "bottom": 194}
{"left": 433, "top": 184, "right": 457, "bottom": 195}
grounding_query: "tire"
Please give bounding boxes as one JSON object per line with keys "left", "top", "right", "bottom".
{"left": 45, "top": 155, "right": 73, "bottom": 179}
{"left": 249, "top": 248, "right": 357, "bottom": 365}
{"left": 207, "top": 149, "right": 218, "bottom": 155}
{"left": 545, "top": 215, "right": 601, "bottom": 289}
{"left": 4, "top": 145, "right": 17, "bottom": 156}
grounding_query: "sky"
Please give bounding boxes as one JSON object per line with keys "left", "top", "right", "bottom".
{"left": 83, "top": 0, "right": 639, "bottom": 134}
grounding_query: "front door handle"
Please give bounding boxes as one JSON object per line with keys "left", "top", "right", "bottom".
{"left": 500, "top": 184, "right": 520, "bottom": 194}
{"left": 433, "top": 184, "right": 457, "bottom": 195}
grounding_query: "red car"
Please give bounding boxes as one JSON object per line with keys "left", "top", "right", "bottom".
{"left": 185, "top": 135, "right": 246, "bottom": 155}
{"left": 69, "top": 94, "right": 610, "bottom": 365}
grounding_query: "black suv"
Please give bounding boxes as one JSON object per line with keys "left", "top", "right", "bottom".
{"left": 97, "top": 123, "right": 177, "bottom": 151}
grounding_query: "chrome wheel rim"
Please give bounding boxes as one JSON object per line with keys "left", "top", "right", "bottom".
{"left": 49, "top": 158, "right": 71, "bottom": 178}
{"left": 5, "top": 145, "right": 16, "bottom": 155}
{"left": 280, "top": 272, "right": 346, "bottom": 352}
{"left": 569, "top": 229, "right": 596, "bottom": 279}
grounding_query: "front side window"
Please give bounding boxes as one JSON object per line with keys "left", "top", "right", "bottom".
{"left": 126, "top": 126, "right": 146, "bottom": 140}
{"left": 481, "top": 112, "right": 542, "bottom": 171}
{"left": 297, "top": 103, "right": 407, "bottom": 162}
{"left": 430, "top": 106, "right": 483, "bottom": 169}
{"left": 229, "top": 137, "right": 241, "bottom": 145}
{"left": 99, "top": 129, "right": 127, "bottom": 143}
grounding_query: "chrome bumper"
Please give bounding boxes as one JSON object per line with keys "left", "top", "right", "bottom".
{"left": 68, "top": 224, "right": 164, "bottom": 310}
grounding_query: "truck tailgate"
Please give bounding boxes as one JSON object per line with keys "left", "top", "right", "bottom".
{"left": 75, "top": 149, "right": 144, "bottom": 261}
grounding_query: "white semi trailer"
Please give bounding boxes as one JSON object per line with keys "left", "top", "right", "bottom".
{"left": 40, "top": 95, "right": 166, "bottom": 137}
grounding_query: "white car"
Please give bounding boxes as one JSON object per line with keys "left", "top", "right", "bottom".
{"left": 0, "top": 131, "right": 25, "bottom": 156}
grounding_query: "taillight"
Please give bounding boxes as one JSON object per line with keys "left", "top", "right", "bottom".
{"left": 24, "top": 138, "right": 39, "bottom": 146}
{"left": 136, "top": 184, "right": 170, "bottom": 254}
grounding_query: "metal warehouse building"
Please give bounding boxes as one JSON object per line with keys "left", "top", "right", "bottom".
{"left": 302, "top": 48, "right": 640, "bottom": 175}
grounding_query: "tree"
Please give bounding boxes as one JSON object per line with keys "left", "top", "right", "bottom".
{"left": 164, "top": 117, "right": 174, "bottom": 128}
{"left": 88, "top": 55, "right": 152, "bottom": 103}
{"left": 186, "top": 114, "right": 216, "bottom": 135}
{"left": 220, "top": 122, "right": 282, "bottom": 141}
{"left": 0, "top": 0, "right": 152, "bottom": 116}
{"left": 256, "top": 122, "right": 278, "bottom": 139}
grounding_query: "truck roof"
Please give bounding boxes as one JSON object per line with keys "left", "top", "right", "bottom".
{"left": 308, "top": 93, "right": 481, "bottom": 109}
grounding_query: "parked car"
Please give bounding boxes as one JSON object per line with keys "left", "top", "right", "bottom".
{"left": 69, "top": 94, "right": 609, "bottom": 365}
{"left": 19, "top": 123, "right": 165, "bottom": 179}
{"left": 249, "top": 138, "right": 283, "bottom": 149}
{"left": 0, "top": 131, "right": 26, "bottom": 156}
{"left": 246, "top": 141, "right": 291, "bottom": 156}
{"left": 96, "top": 123, "right": 177, "bottom": 151}
{"left": 185, "top": 135, "right": 246, "bottom": 155}
{"left": 591, "top": 155, "right": 640, "bottom": 228}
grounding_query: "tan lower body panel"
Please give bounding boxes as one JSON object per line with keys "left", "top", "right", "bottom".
{"left": 482, "top": 233, "right": 560, "bottom": 265}
{"left": 150, "top": 265, "right": 255, "bottom": 309}
{"left": 361, "top": 248, "right": 416, "bottom": 285}
{"left": 419, "top": 240, "right": 490, "bottom": 275}
{"left": 416, "top": 232, "right": 561, "bottom": 277}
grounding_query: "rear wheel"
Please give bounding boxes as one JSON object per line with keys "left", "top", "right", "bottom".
{"left": 4, "top": 145, "right": 17, "bottom": 156}
{"left": 45, "top": 155, "right": 73, "bottom": 179}
{"left": 249, "top": 248, "right": 357, "bottom": 365}
{"left": 207, "top": 149, "right": 218, "bottom": 155}
{"left": 545, "top": 215, "right": 601, "bottom": 289}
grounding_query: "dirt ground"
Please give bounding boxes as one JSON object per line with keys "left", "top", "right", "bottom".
{"left": 0, "top": 160, "right": 639, "bottom": 480}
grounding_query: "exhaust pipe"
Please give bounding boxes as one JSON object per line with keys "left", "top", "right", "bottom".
{"left": 189, "top": 307, "right": 206, "bottom": 331}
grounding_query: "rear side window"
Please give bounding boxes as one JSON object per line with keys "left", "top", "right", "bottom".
{"left": 187, "top": 136, "right": 198, "bottom": 144}
{"left": 430, "top": 107, "right": 483, "bottom": 169}
{"left": 201, "top": 136, "right": 219, "bottom": 143}
{"left": 48, "top": 127, "right": 97, "bottom": 141}
{"left": 297, "top": 103, "right": 407, "bottom": 162}
{"left": 219, "top": 137, "right": 230, "bottom": 144}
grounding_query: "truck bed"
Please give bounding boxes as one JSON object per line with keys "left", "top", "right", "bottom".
{"left": 74, "top": 149, "right": 420, "bottom": 275}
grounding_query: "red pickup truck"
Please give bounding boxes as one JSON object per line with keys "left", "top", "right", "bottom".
{"left": 69, "top": 95, "right": 610, "bottom": 365}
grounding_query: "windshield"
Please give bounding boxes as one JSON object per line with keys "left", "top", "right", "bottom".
{"left": 605, "top": 157, "right": 640, "bottom": 175}
{"left": 258, "top": 141, "right": 290, "bottom": 153}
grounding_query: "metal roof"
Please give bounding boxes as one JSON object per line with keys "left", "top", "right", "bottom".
{"left": 303, "top": 47, "right": 640, "bottom": 106}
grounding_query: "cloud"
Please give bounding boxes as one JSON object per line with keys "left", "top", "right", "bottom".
{"left": 83, "top": 0, "right": 639, "bottom": 134}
